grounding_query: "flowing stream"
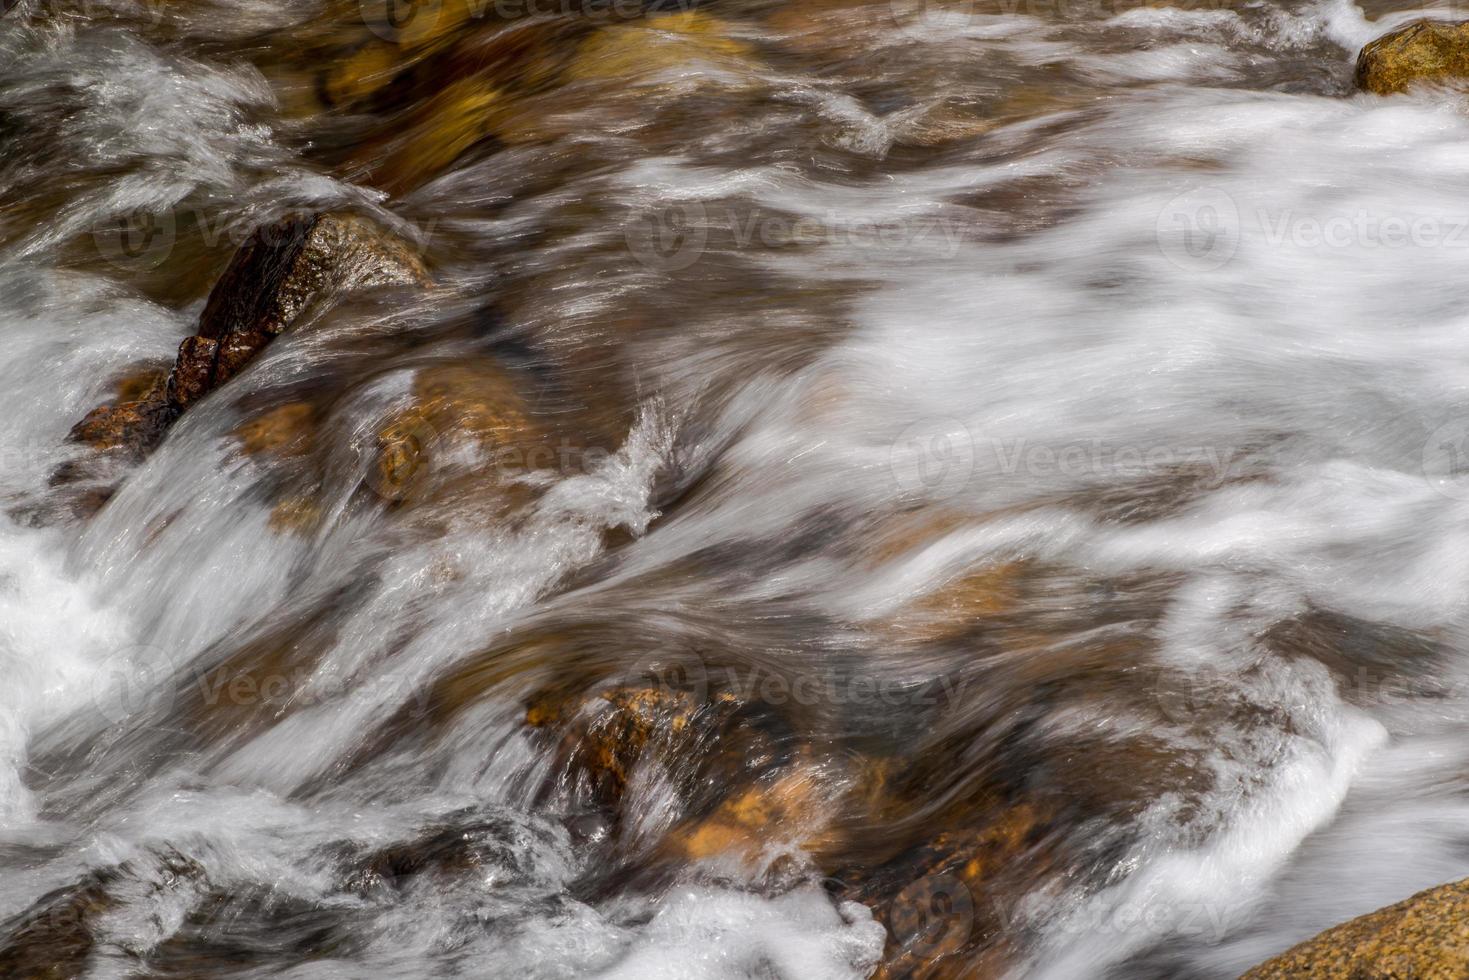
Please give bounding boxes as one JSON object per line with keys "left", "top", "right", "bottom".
{"left": 1, "top": 0, "right": 1468, "bottom": 976}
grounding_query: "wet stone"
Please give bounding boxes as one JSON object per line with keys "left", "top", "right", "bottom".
{"left": 1242, "top": 877, "right": 1469, "bottom": 978}
{"left": 56, "top": 212, "right": 431, "bottom": 518}
{"left": 1356, "top": 20, "right": 1469, "bottom": 95}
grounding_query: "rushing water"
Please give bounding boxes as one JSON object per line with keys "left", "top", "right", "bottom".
{"left": 2, "top": 0, "right": 1469, "bottom": 976}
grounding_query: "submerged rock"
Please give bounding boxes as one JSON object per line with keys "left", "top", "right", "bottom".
{"left": 1242, "top": 877, "right": 1469, "bottom": 978}
{"left": 566, "top": 12, "right": 756, "bottom": 84}
{"left": 1356, "top": 20, "right": 1469, "bottom": 95}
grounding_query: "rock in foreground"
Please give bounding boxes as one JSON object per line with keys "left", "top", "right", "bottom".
{"left": 166, "top": 212, "right": 431, "bottom": 414}
{"left": 1356, "top": 20, "right": 1469, "bottom": 95}
{"left": 1242, "top": 877, "right": 1469, "bottom": 978}
{"left": 56, "top": 212, "right": 430, "bottom": 514}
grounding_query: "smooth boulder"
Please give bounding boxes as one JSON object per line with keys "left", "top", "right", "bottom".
{"left": 1356, "top": 20, "right": 1469, "bottom": 95}
{"left": 1243, "top": 877, "right": 1469, "bottom": 978}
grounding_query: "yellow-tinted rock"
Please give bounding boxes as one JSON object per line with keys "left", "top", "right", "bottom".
{"left": 389, "top": 0, "right": 481, "bottom": 51}
{"left": 1242, "top": 877, "right": 1469, "bottom": 979}
{"left": 882, "top": 561, "right": 1027, "bottom": 642}
{"left": 367, "top": 360, "right": 534, "bottom": 505}
{"left": 567, "top": 12, "right": 757, "bottom": 84}
{"left": 112, "top": 364, "right": 171, "bottom": 403}
{"left": 267, "top": 493, "right": 324, "bottom": 534}
{"left": 1356, "top": 20, "right": 1469, "bottom": 95}
{"left": 358, "top": 77, "right": 504, "bottom": 195}
{"left": 234, "top": 402, "right": 316, "bottom": 458}
{"left": 322, "top": 42, "right": 405, "bottom": 107}
{"left": 670, "top": 765, "right": 834, "bottom": 863}
{"left": 527, "top": 685, "right": 700, "bottom": 809}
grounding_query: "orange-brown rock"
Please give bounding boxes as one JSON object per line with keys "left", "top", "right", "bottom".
{"left": 667, "top": 763, "right": 838, "bottom": 865}
{"left": 344, "top": 21, "right": 577, "bottom": 192}
{"left": 66, "top": 381, "right": 174, "bottom": 461}
{"left": 1242, "top": 877, "right": 1469, "bottom": 979}
{"left": 366, "top": 360, "right": 536, "bottom": 508}
{"left": 266, "top": 493, "right": 325, "bottom": 535}
{"left": 233, "top": 402, "right": 317, "bottom": 458}
{"left": 527, "top": 684, "right": 702, "bottom": 810}
{"left": 321, "top": 40, "right": 404, "bottom": 108}
{"left": 566, "top": 12, "right": 756, "bottom": 84}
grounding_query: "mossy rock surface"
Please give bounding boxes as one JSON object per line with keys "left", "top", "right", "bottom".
{"left": 1242, "top": 877, "right": 1469, "bottom": 979}
{"left": 1356, "top": 20, "right": 1469, "bottom": 95}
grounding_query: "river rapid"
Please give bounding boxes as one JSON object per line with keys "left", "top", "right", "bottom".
{"left": 0, "top": 0, "right": 1467, "bottom": 976}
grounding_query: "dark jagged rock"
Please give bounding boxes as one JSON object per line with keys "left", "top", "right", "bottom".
{"left": 1356, "top": 20, "right": 1469, "bottom": 95}
{"left": 166, "top": 212, "right": 431, "bottom": 413}
{"left": 56, "top": 212, "right": 430, "bottom": 516}
{"left": 0, "top": 851, "right": 205, "bottom": 979}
